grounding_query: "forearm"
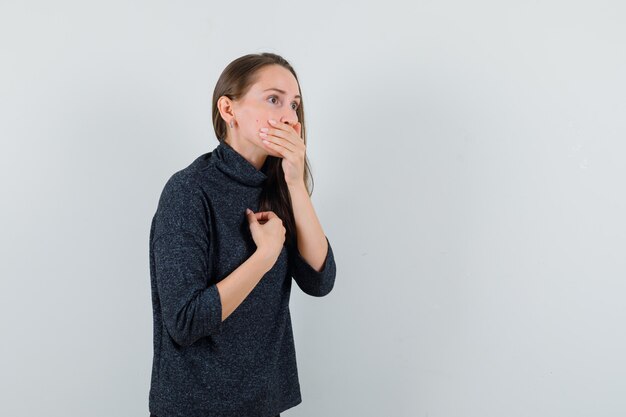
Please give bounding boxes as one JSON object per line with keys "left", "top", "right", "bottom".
{"left": 216, "top": 250, "right": 274, "bottom": 322}
{"left": 288, "top": 183, "right": 328, "bottom": 271}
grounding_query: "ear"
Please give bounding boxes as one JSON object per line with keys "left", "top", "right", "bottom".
{"left": 217, "top": 96, "right": 235, "bottom": 122}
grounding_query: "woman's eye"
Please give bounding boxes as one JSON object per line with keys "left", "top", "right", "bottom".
{"left": 269, "top": 95, "right": 298, "bottom": 110}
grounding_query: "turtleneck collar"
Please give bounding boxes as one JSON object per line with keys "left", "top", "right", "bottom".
{"left": 212, "top": 140, "right": 268, "bottom": 187}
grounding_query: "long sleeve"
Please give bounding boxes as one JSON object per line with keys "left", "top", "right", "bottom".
{"left": 288, "top": 235, "right": 336, "bottom": 297}
{"left": 149, "top": 144, "right": 328, "bottom": 416}
{"left": 151, "top": 173, "right": 222, "bottom": 347}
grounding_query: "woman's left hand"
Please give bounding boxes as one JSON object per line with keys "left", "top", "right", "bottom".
{"left": 258, "top": 118, "right": 305, "bottom": 187}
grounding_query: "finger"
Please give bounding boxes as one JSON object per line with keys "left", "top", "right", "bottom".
{"left": 246, "top": 208, "right": 259, "bottom": 224}
{"left": 254, "top": 211, "right": 276, "bottom": 221}
{"left": 255, "top": 211, "right": 269, "bottom": 222}
{"left": 258, "top": 132, "right": 285, "bottom": 156}
{"left": 262, "top": 138, "right": 290, "bottom": 157}
{"left": 258, "top": 128, "right": 290, "bottom": 146}
{"left": 261, "top": 131, "right": 297, "bottom": 152}
{"left": 268, "top": 118, "right": 297, "bottom": 132}
{"left": 263, "top": 128, "right": 290, "bottom": 140}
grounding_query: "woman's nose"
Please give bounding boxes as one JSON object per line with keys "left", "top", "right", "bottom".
{"left": 279, "top": 116, "right": 296, "bottom": 125}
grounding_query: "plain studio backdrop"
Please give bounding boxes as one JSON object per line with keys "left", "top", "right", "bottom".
{"left": 1, "top": 1, "right": 625, "bottom": 416}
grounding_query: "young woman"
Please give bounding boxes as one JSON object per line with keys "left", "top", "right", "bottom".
{"left": 148, "top": 52, "right": 337, "bottom": 417}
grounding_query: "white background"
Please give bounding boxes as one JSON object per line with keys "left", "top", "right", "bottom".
{"left": 1, "top": 1, "right": 625, "bottom": 416}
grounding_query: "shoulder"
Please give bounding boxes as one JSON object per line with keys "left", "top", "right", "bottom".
{"left": 158, "top": 171, "right": 199, "bottom": 209}
{"left": 153, "top": 160, "right": 210, "bottom": 238}
{"left": 159, "top": 151, "right": 213, "bottom": 201}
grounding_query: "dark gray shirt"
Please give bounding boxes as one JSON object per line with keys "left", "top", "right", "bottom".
{"left": 148, "top": 140, "right": 336, "bottom": 417}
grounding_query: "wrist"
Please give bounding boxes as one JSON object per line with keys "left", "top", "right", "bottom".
{"left": 286, "top": 180, "right": 307, "bottom": 193}
{"left": 252, "top": 248, "right": 274, "bottom": 272}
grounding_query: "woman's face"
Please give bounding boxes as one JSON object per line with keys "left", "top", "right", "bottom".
{"left": 230, "top": 65, "right": 301, "bottom": 152}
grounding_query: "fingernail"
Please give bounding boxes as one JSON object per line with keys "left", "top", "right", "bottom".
{"left": 246, "top": 208, "right": 251, "bottom": 214}
{"left": 268, "top": 119, "right": 276, "bottom": 124}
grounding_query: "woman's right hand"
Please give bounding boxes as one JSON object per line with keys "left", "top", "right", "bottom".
{"left": 246, "top": 208, "right": 286, "bottom": 265}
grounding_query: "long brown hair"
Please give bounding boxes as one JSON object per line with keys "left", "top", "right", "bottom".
{"left": 211, "top": 52, "right": 315, "bottom": 249}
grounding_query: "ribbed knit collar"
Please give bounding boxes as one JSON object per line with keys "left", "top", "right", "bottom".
{"left": 212, "top": 140, "right": 268, "bottom": 187}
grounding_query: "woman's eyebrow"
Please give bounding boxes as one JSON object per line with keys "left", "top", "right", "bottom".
{"left": 263, "top": 88, "right": 301, "bottom": 100}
